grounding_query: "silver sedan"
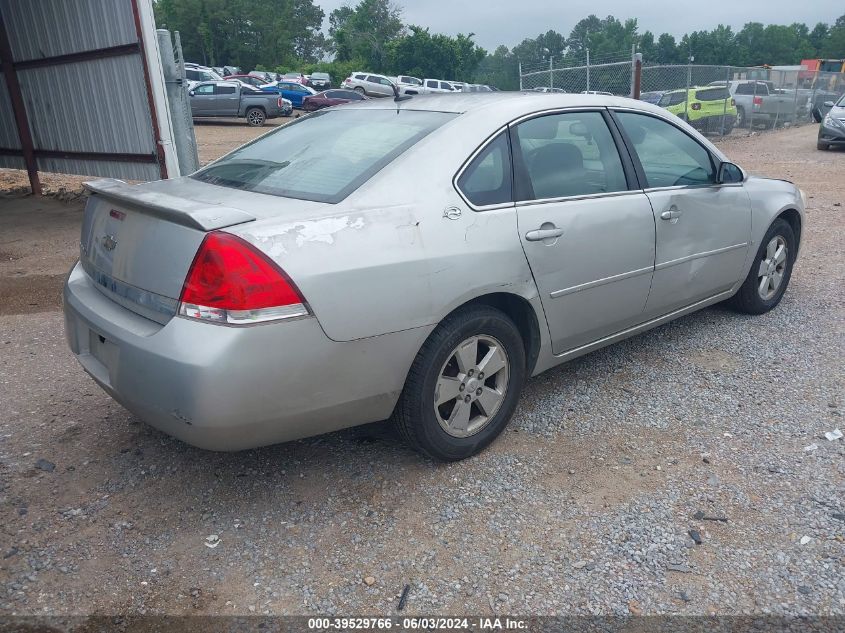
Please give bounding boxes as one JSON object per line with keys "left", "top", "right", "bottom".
{"left": 64, "top": 93, "right": 805, "bottom": 461}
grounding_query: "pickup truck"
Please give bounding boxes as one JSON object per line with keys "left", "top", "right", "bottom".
{"left": 189, "top": 81, "right": 292, "bottom": 126}
{"left": 711, "top": 80, "right": 800, "bottom": 128}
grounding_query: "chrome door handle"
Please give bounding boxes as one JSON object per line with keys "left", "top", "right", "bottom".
{"left": 525, "top": 227, "right": 564, "bottom": 241}
{"left": 660, "top": 207, "right": 683, "bottom": 221}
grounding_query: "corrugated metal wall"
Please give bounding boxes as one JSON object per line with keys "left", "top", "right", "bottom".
{"left": 0, "top": 0, "right": 162, "bottom": 181}
{"left": 0, "top": 70, "right": 24, "bottom": 170}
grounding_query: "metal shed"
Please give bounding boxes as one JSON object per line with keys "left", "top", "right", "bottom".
{"left": 0, "top": 0, "right": 178, "bottom": 193}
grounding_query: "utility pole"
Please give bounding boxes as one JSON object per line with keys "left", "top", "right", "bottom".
{"left": 549, "top": 56, "right": 554, "bottom": 89}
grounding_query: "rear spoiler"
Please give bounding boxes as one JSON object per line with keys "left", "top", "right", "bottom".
{"left": 83, "top": 179, "right": 256, "bottom": 231}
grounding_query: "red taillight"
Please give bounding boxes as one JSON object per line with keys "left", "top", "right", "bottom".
{"left": 178, "top": 232, "right": 308, "bottom": 325}
{"left": 753, "top": 96, "right": 763, "bottom": 106}
{"left": 277, "top": 96, "right": 282, "bottom": 108}
{"left": 691, "top": 102, "right": 701, "bottom": 111}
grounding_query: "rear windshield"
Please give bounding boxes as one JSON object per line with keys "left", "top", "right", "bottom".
{"left": 695, "top": 88, "right": 729, "bottom": 101}
{"left": 193, "top": 109, "right": 456, "bottom": 203}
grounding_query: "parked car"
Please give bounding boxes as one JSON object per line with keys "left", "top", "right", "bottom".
{"left": 658, "top": 87, "right": 737, "bottom": 134}
{"left": 396, "top": 75, "right": 423, "bottom": 93}
{"left": 261, "top": 81, "right": 317, "bottom": 107}
{"left": 64, "top": 93, "right": 804, "bottom": 461}
{"left": 531, "top": 87, "right": 566, "bottom": 94}
{"left": 713, "top": 81, "right": 798, "bottom": 128}
{"left": 222, "top": 74, "right": 268, "bottom": 88}
{"left": 308, "top": 72, "right": 332, "bottom": 90}
{"left": 420, "top": 78, "right": 457, "bottom": 94}
{"left": 188, "top": 81, "right": 290, "bottom": 125}
{"left": 465, "top": 84, "right": 495, "bottom": 92}
{"left": 302, "top": 89, "right": 367, "bottom": 112}
{"left": 281, "top": 72, "right": 308, "bottom": 85}
{"left": 817, "top": 93, "right": 845, "bottom": 150}
{"left": 249, "top": 70, "right": 276, "bottom": 84}
{"left": 342, "top": 72, "right": 397, "bottom": 97}
{"left": 184, "top": 64, "right": 222, "bottom": 89}
{"left": 639, "top": 91, "right": 665, "bottom": 105}
{"left": 582, "top": 90, "right": 614, "bottom": 96}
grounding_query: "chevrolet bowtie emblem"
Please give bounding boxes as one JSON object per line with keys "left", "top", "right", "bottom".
{"left": 101, "top": 235, "right": 118, "bottom": 251}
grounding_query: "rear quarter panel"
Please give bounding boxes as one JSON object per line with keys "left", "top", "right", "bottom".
{"left": 230, "top": 115, "right": 540, "bottom": 343}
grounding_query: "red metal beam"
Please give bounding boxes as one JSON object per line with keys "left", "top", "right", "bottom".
{"left": 0, "top": 147, "right": 157, "bottom": 164}
{"left": 130, "top": 0, "right": 168, "bottom": 180}
{"left": 14, "top": 43, "right": 140, "bottom": 71}
{"left": 0, "top": 13, "right": 41, "bottom": 195}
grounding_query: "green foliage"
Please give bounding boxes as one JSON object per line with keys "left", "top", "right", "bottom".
{"left": 153, "top": 0, "right": 326, "bottom": 70}
{"left": 385, "top": 26, "right": 486, "bottom": 80}
{"left": 328, "top": 0, "right": 404, "bottom": 69}
{"left": 154, "top": 0, "right": 844, "bottom": 92}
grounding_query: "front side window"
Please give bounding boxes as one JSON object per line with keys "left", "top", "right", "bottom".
{"left": 513, "top": 111, "right": 628, "bottom": 201}
{"left": 457, "top": 132, "right": 512, "bottom": 207}
{"left": 615, "top": 111, "right": 715, "bottom": 187}
{"left": 194, "top": 84, "right": 214, "bottom": 95}
{"left": 440, "top": 82, "right": 453, "bottom": 90}
{"left": 193, "top": 109, "right": 456, "bottom": 203}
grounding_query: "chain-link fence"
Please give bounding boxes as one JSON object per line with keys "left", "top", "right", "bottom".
{"left": 519, "top": 56, "right": 845, "bottom": 138}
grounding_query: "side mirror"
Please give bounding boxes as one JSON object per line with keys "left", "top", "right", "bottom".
{"left": 189, "top": 90, "right": 195, "bottom": 97}
{"left": 718, "top": 161, "right": 743, "bottom": 184}
{"left": 823, "top": 100, "right": 835, "bottom": 108}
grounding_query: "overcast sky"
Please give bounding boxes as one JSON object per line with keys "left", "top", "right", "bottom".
{"left": 316, "top": 0, "right": 843, "bottom": 52}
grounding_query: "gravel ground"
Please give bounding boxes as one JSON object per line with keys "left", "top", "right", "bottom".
{"left": 0, "top": 124, "right": 843, "bottom": 619}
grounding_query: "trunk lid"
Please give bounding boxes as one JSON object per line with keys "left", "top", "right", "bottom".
{"left": 80, "top": 178, "right": 333, "bottom": 324}
{"left": 80, "top": 179, "right": 258, "bottom": 324}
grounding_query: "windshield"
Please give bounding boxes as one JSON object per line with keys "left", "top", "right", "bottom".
{"left": 837, "top": 94, "right": 845, "bottom": 107}
{"left": 193, "top": 109, "right": 456, "bottom": 203}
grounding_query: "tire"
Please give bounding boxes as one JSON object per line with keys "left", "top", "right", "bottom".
{"left": 245, "top": 107, "right": 266, "bottom": 127}
{"left": 817, "top": 139, "right": 829, "bottom": 151}
{"left": 736, "top": 106, "right": 747, "bottom": 128}
{"left": 354, "top": 86, "right": 365, "bottom": 95}
{"left": 393, "top": 305, "right": 527, "bottom": 461}
{"left": 728, "top": 218, "right": 796, "bottom": 315}
{"left": 812, "top": 107, "right": 823, "bottom": 123}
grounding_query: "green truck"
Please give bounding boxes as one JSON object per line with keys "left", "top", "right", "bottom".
{"left": 658, "top": 86, "right": 737, "bottom": 134}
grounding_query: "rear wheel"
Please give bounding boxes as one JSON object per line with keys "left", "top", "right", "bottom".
{"left": 728, "top": 218, "right": 795, "bottom": 315}
{"left": 394, "top": 306, "right": 526, "bottom": 461}
{"left": 354, "top": 86, "right": 365, "bottom": 95}
{"left": 245, "top": 107, "right": 266, "bottom": 127}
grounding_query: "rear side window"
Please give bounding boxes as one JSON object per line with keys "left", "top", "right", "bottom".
{"left": 457, "top": 132, "right": 512, "bottom": 207}
{"left": 193, "top": 109, "right": 456, "bottom": 203}
{"left": 216, "top": 85, "right": 236, "bottom": 95}
{"left": 513, "top": 111, "right": 628, "bottom": 201}
{"left": 426, "top": 80, "right": 437, "bottom": 88}
{"left": 354, "top": 74, "right": 366, "bottom": 80}
{"left": 615, "top": 112, "right": 715, "bottom": 187}
{"left": 695, "top": 88, "right": 729, "bottom": 101}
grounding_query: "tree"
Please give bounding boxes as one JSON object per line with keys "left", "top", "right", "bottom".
{"left": 329, "top": 0, "right": 404, "bottom": 69}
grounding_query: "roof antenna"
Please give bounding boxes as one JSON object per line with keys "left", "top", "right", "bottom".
{"left": 392, "top": 81, "right": 412, "bottom": 104}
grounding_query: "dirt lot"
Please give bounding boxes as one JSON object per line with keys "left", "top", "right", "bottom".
{"left": 0, "top": 124, "right": 843, "bottom": 621}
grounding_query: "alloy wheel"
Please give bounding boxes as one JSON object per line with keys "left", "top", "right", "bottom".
{"left": 757, "top": 235, "right": 788, "bottom": 300}
{"left": 434, "top": 335, "right": 510, "bottom": 438}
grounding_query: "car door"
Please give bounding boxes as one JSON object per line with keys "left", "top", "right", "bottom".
{"left": 612, "top": 110, "right": 751, "bottom": 317}
{"left": 190, "top": 83, "right": 216, "bottom": 116}
{"left": 511, "top": 110, "right": 656, "bottom": 355}
{"left": 214, "top": 84, "right": 240, "bottom": 116}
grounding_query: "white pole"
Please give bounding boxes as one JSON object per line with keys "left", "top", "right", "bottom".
{"left": 586, "top": 48, "right": 590, "bottom": 92}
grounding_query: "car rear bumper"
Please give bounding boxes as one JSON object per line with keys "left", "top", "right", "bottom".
{"left": 63, "top": 261, "right": 431, "bottom": 451}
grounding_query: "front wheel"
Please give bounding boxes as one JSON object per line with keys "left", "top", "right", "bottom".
{"left": 817, "top": 139, "right": 829, "bottom": 150}
{"left": 736, "top": 106, "right": 746, "bottom": 128}
{"left": 245, "top": 107, "right": 266, "bottom": 127}
{"left": 728, "top": 218, "right": 796, "bottom": 315}
{"left": 393, "top": 305, "right": 526, "bottom": 461}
